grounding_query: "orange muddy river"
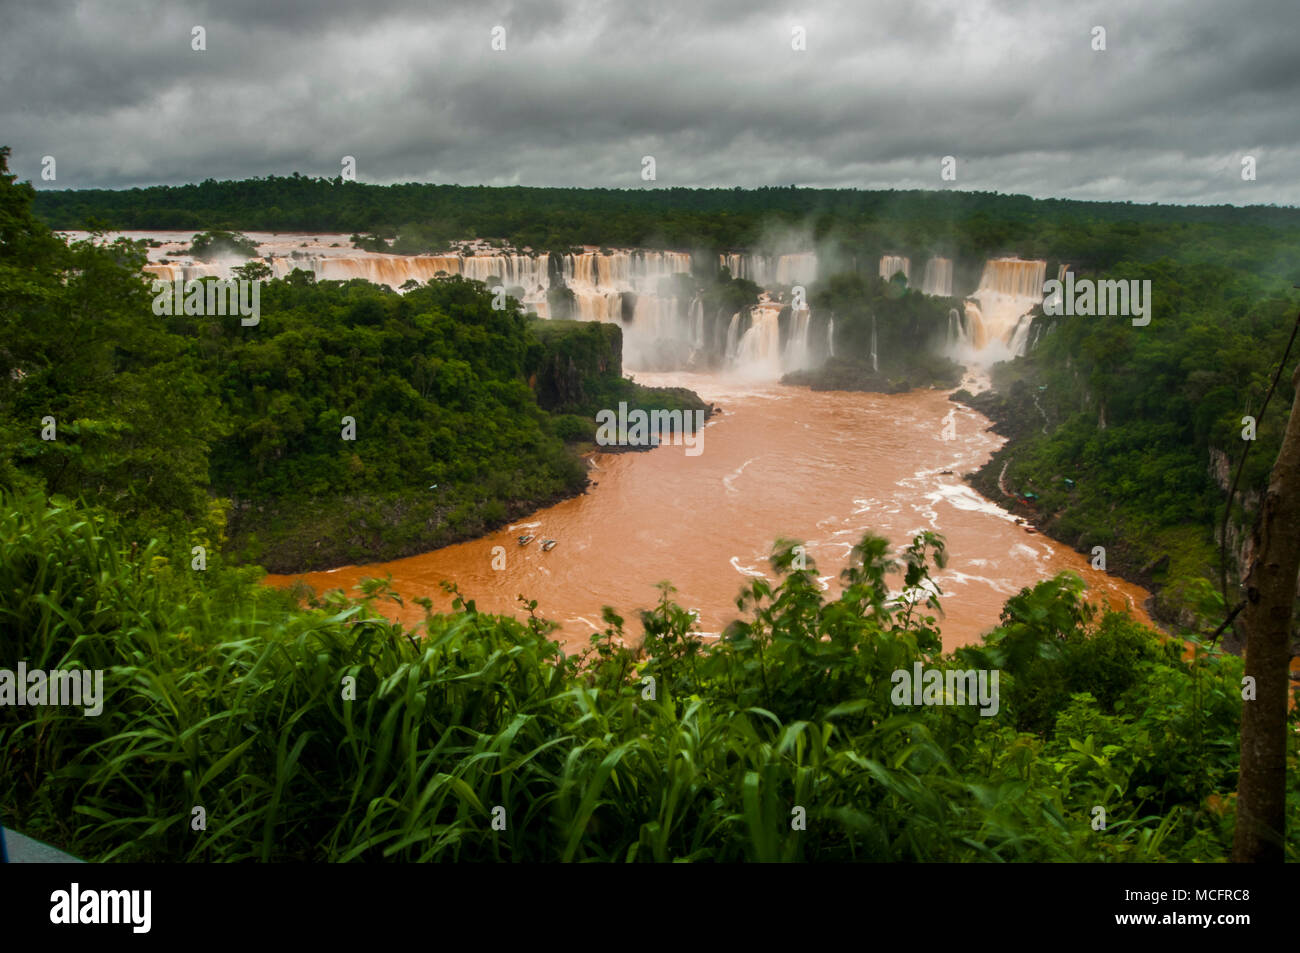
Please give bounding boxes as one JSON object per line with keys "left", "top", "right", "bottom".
{"left": 265, "top": 373, "right": 1152, "bottom": 652}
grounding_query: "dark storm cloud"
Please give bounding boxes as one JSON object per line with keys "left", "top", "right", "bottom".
{"left": 2, "top": 0, "right": 1297, "bottom": 204}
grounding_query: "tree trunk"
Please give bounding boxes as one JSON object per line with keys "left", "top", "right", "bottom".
{"left": 1232, "top": 362, "right": 1300, "bottom": 863}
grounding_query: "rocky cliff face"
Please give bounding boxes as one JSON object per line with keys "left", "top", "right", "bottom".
{"left": 528, "top": 320, "right": 622, "bottom": 412}
{"left": 1208, "top": 444, "right": 1300, "bottom": 656}
{"left": 1208, "top": 446, "right": 1260, "bottom": 586}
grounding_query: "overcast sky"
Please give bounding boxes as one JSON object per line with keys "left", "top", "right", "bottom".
{"left": 3, "top": 0, "right": 1297, "bottom": 205}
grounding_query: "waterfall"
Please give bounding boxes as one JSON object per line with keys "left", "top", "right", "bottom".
{"left": 142, "top": 263, "right": 180, "bottom": 281}
{"left": 952, "top": 257, "right": 1047, "bottom": 364}
{"left": 920, "top": 257, "right": 953, "bottom": 296}
{"left": 554, "top": 250, "right": 697, "bottom": 368}
{"left": 141, "top": 237, "right": 828, "bottom": 376}
{"left": 782, "top": 306, "right": 815, "bottom": 372}
{"left": 732, "top": 304, "right": 784, "bottom": 378}
{"left": 1044, "top": 262, "right": 1069, "bottom": 313}
{"left": 145, "top": 252, "right": 536, "bottom": 290}
{"left": 719, "top": 252, "right": 816, "bottom": 286}
{"left": 827, "top": 317, "right": 835, "bottom": 358}
{"left": 879, "top": 255, "right": 910, "bottom": 283}
{"left": 974, "top": 257, "right": 1047, "bottom": 299}
{"left": 144, "top": 261, "right": 231, "bottom": 282}
{"left": 775, "top": 254, "right": 817, "bottom": 285}
{"left": 1006, "top": 314, "right": 1034, "bottom": 355}
{"left": 961, "top": 301, "right": 988, "bottom": 350}
{"left": 870, "top": 313, "right": 878, "bottom": 372}
{"left": 726, "top": 312, "right": 742, "bottom": 356}
{"left": 947, "top": 307, "right": 966, "bottom": 348}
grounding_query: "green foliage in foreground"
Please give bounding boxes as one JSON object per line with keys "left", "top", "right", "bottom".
{"left": 4, "top": 492, "right": 1294, "bottom": 862}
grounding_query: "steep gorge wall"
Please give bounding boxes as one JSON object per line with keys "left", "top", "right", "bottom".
{"left": 527, "top": 320, "right": 623, "bottom": 412}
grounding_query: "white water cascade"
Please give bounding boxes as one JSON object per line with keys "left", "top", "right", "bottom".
{"left": 783, "top": 305, "right": 814, "bottom": 371}
{"left": 920, "top": 257, "right": 953, "bottom": 297}
{"left": 719, "top": 253, "right": 817, "bottom": 286}
{"left": 719, "top": 296, "right": 826, "bottom": 379}
{"left": 952, "top": 258, "right": 1047, "bottom": 364}
{"left": 879, "top": 255, "right": 910, "bottom": 284}
{"left": 946, "top": 307, "right": 964, "bottom": 346}
{"left": 1043, "top": 262, "right": 1069, "bottom": 313}
{"left": 688, "top": 295, "right": 705, "bottom": 349}
{"left": 725, "top": 312, "right": 742, "bottom": 357}
{"left": 130, "top": 230, "right": 830, "bottom": 377}
{"left": 732, "top": 303, "right": 783, "bottom": 378}
{"left": 870, "top": 313, "right": 878, "bottom": 372}
{"left": 145, "top": 252, "right": 550, "bottom": 290}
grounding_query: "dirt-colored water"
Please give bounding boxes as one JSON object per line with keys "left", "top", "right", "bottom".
{"left": 265, "top": 373, "right": 1153, "bottom": 653}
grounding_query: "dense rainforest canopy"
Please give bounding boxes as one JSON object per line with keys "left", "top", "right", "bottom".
{"left": 32, "top": 173, "right": 1300, "bottom": 256}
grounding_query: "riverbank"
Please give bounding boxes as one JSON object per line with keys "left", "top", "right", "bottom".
{"left": 950, "top": 383, "right": 1193, "bottom": 636}
{"left": 228, "top": 483, "right": 583, "bottom": 574}
{"left": 230, "top": 387, "right": 716, "bottom": 575}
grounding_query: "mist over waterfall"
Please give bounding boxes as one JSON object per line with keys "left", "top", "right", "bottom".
{"left": 781, "top": 305, "right": 815, "bottom": 372}
{"left": 877, "top": 254, "right": 953, "bottom": 297}
{"left": 719, "top": 252, "right": 817, "bottom": 286}
{"left": 553, "top": 251, "right": 698, "bottom": 369}
{"left": 920, "top": 257, "right": 953, "bottom": 297}
{"left": 137, "top": 234, "right": 1059, "bottom": 382}
{"left": 129, "top": 226, "right": 1055, "bottom": 383}
{"left": 950, "top": 258, "right": 1047, "bottom": 364}
{"left": 132, "top": 231, "right": 1055, "bottom": 378}
{"left": 732, "top": 303, "right": 784, "bottom": 377}
{"left": 140, "top": 237, "right": 830, "bottom": 378}
{"left": 947, "top": 307, "right": 964, "bottom": 345}
{"left": 554, "top": 250, "right": 825, "bottom": 375}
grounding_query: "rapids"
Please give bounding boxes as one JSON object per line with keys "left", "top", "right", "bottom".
{"left": 266, "top": 372, "right": 1151, "bottom": 653}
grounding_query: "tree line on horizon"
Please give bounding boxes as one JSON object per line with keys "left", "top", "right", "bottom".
{"left": 29, "top": 170, "right": 1300, "bottom": 261}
